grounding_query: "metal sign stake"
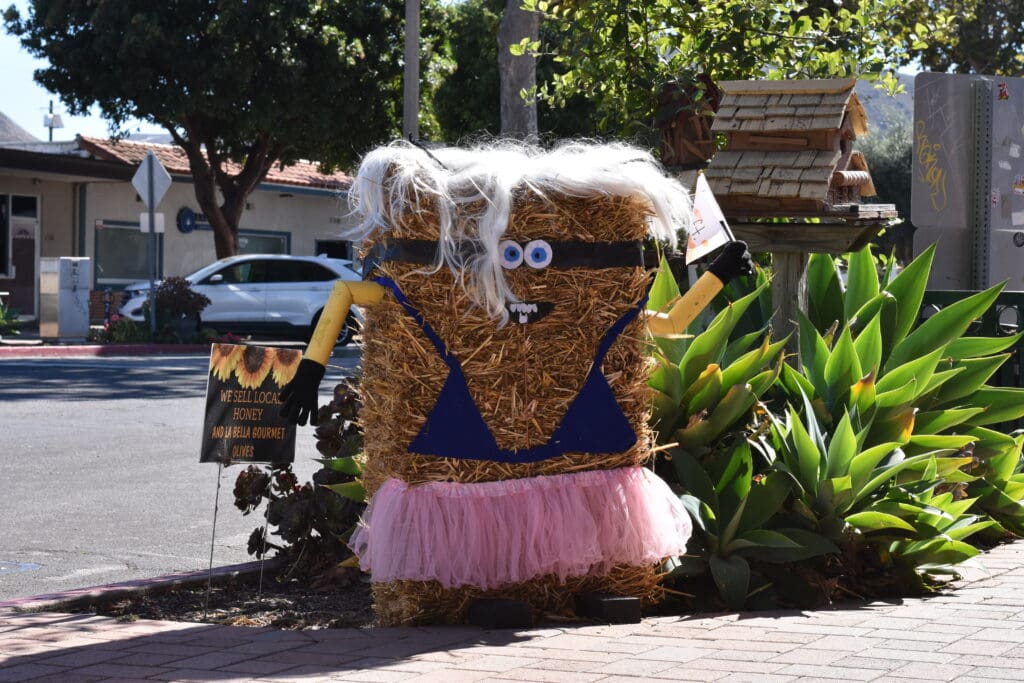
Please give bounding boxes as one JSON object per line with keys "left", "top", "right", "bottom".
{"left": 256, "top": 469, "right": 273, "bottom": 598}
{"left": 203, "top": 462, "right": 224, "bottom": 620}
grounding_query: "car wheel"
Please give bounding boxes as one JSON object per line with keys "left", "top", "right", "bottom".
{"left": 309, "top": 311, "right": 360, "bottom": 347}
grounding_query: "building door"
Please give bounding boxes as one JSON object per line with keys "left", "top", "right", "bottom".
{"left": 0, "top": 195, "right": 39, "bottom": 317}
{"left": 10, "top": 196, "right": 39, "bottom": 316}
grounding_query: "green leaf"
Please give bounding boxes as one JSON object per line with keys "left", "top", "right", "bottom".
{"left": 721, "top": 336, "right": 777, "bottom": 389}
{"left": 317, "top": 456, "right": 363, "bottom": 475}
{"left": 324, "top": 480, "right": 366, "bottom": 502}
{"left": 650, "top": 389, "right": 682, "bottom": 434}
{"left": 853, "top": 312, "right": 883, "bottom": 377}
{"left": 806, "top": 252, "right": 844, "bottom": 331}
{"left": 722, "top": 328, "right": 769, "bottom": 368}
{"left": 886, "top": 283, "right": 1005, "bottom": 372}
{"left": 824, "top": 326, "right": 862, "bottom": 410}
{"left": 729, "top": 529, "right": 803, "bottom": 553}
{"left": 932, "top": 355, "right": 1012, "bottom": 405}
{"left": 881, "top": 244, "right": 935, "bottom": 346}
{"left": 854, "top": 453, "right": 937, "bottom": 504}
{"left": 747, "top": 528, "right": 840, "bottom": 562}
{"left": 707, "top": 384, "right": 759, "bottom": 435}
{"left": 965, "top": 387, "right": 1024, "bottom": 426}
{"left": 682, "top": 364, "right": 724, "bottom": 415}
{"left": 710, "top": 441, "right": 753, "bottom": 520}
{"left": 849, "top": 442, "right": 902, "bottom": 492}
{"left": 789, "top": 405, "right": 823, "bottom": 497}
{"left": 907, "top": 434, "right": 976, "bottom": 450}
{"left": 670, "top": 448, "right": 719, "bottom": 515}
{"left": 844, "top": 247, "right": 880, "bottom": 323}
{"left": 826, "top": 411, "right": 858, "bottom": 478}
{"left": 945, "top": 333, "right": 1023, "bottom": 360}
{"left": 709, "top": 554, "right": 750, "bottom": 610}
{"left": 820, "top": 475, "right": 855, "bottom": 514}
{"left": 647, "top": 254, "right": 681, "bottom": 312}
{"left": 875, "top": 347, "right": 945, "bottom": 398}
{"left": 944, "top": 520, "right": 998, "bottom": 541}
{"left": 780, "top": 362, "right": 817, "bottom": 401}
{"left": 798, "top": 311, "right": 831, "bottom": 401}
{"left": 845, "top": 510, "right": 916, "bottom": 532}
{"left": 679, "top": 284, "right": 766, "bottom": 389}
{"left": 737, "top": 470, "right": 793, "bottom": 534}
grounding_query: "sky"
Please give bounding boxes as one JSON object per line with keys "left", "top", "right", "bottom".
{"left": 1, "top": 7, "right": 164, "bottom": 142}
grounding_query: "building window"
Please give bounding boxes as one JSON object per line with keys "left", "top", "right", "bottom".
{"left": 0, "top": 195, "right": 8, "bottom": 277}
{"left": 238, "top": 231, "right": 288, "bottom": 254}
{"left": 94, "top": 221, "right": 163, "bottom": 287}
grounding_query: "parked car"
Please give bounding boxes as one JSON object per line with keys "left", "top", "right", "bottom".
{"left": 120, "top": 254, "right": 364, "bottom": 344}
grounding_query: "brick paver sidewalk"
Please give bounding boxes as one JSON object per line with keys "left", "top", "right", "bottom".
{"left": 3, "top": 541, "right": 1024, "bottom": 682}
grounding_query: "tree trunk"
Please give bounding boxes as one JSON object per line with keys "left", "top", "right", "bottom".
{"left": 498, "top": 0, "right": 539, "bottom": 138}
{"left": 168, "top": 122, "right": 276, "bottom": 260}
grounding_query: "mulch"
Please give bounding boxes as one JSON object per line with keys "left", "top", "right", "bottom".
{"left": 67, "top": 569, "right": 376, "bottom": 630}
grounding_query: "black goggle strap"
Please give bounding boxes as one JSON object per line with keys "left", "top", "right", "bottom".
{"left": 369, "top": 238, "right": 644, "bottom": 270}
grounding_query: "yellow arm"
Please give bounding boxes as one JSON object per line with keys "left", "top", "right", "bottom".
{"left": 305, "top": 280, "right": 385, "bottom": 365}
{"left": 647, "top": 271, "right": 725, "bottom": 337}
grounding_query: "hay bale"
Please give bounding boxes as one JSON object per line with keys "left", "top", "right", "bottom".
{"left": 372, "top": 563, "right": 665, "bottom": 626}
{"left": 360, "top": 194, "right": 657, "bottom": 492}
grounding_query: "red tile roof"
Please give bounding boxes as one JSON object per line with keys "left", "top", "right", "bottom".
{"left": 77, "top": 136, "right": 351, "bottom": 191}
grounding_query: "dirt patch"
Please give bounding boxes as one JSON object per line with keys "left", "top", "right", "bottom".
{"left": 68, "top": 569, "right": 375, "bottom": 630}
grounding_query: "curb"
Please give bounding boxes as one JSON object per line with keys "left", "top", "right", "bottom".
{"left": 0, "top": 559, "right": 283, "bottom": 613}
{"left": 0, "top": 343, "right": 211, "bottom": 358}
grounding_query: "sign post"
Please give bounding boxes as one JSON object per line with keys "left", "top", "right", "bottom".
{"left": 131, "top": 152, "right": 172, "bottom": 338}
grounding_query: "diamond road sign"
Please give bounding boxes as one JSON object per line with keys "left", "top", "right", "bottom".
{"left": 131, "top": 151, "right": 172, "bottom": 209}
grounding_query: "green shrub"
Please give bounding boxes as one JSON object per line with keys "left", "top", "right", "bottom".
{"left": 233, "top": 377, "right": 365, "bottom": 580}
{"left": 656, "top": 244, "right": 1024, "bottom": 610}
{"left": 0, "top": 298, "right": 20, "bottom": 336}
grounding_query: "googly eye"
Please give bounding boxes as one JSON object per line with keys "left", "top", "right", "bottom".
{"left": 524, "top": 240, "right": 553, "bottom": 269}
{"left": 499, "top": 240, "right": 524, "bottom": 269}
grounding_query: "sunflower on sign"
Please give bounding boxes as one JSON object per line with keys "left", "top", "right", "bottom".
{"left": 209, "top": 344, "right": 243, "bottom": 381}
{"left": 271, "top": 348, "right": 302, "bottom": 387}
{"left": 235, "top": 346, "right": 274, "bottom": 389}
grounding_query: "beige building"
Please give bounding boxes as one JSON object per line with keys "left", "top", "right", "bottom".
{"left": 0, "top": 136, "right": 356, "bottom": 321}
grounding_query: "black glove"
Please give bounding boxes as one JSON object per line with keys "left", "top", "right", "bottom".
{"left": 279, "top": 358, "right": 326, "bottom": 426}
{"left": 707, "top": 241, "right": 754, "bottom": 284}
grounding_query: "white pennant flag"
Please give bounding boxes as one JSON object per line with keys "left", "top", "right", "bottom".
{"left": 686, "top": 173, "right": 734, "bottom": 264}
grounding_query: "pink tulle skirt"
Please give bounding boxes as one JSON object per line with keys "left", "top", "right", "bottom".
{"left": 349, "top": 466, "right": 692, "bottom": 590}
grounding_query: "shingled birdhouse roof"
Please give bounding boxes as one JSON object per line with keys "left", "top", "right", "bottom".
{"left": 704, "top": 78, "right": 884, "bottom": 218}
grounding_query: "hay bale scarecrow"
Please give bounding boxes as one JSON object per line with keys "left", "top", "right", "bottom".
{"left": 282, "top": 142, "right": 752, "bottom": 625}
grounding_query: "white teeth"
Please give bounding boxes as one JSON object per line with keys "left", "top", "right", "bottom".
{"left": 509, "top": 303, "right": 538, "bottom": 314}
{"left": 519, "top": 313, "right": 528, "bottom": 323}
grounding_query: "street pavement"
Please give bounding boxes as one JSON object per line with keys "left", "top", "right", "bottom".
{"left": 0, "top": 346, "right": 359, "bottom": 601}
{"left": 1, "top": 540, "right": 1024, "bottom": 682}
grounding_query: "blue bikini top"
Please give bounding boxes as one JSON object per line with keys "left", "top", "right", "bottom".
{"left": 375, "top": 276, "right": 645, "bottom": 463}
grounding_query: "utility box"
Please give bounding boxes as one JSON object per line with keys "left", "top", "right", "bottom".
{"left": 39, "top": 257, "right": 91, "bottom": 340}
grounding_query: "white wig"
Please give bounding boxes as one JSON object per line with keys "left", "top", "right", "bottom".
{"left": 347, "top": 140, "right": 691, "bottom": 322}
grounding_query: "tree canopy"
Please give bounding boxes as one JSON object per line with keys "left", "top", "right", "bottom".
{"left": 902, "top": 0, "right": 1024, "bottom": 76}
{"left": 5, "top": 0, "right": 410, "bottom": 257}
{"left": 432, "top": 0, "right": 600, "bottom": 142}
{"left": 521, "top": 0, "right": 956, "bottom": 137}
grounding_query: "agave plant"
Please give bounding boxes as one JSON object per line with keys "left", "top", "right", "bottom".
{"left": 647, "top": 257, "right": 785, "bottom": 455}
{"left": 667, "top": 439, "right": 838, "bottom": 610}
{"left": 786, "top": 244, "right": 1024, "bottom": 535}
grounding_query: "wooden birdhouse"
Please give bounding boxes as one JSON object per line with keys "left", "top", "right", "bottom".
{"left": 704, "top": 78, "right": 887, "bottom": 219}
{"left": 656, "top": 76, "right": 721, "bottom": 169}
{"left": 696, "top": 77, "right": 898, "bottom": 346}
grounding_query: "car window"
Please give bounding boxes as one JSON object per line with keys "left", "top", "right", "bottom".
{"left": 213, "top": 261, "right": 270, "bottom": 284}
{"left": 266, "top": 260, "right": 338, "bottom": 283}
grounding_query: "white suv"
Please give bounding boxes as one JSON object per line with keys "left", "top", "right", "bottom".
{"left": 120, "top": 254, "right": 363, "bottom": 344}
